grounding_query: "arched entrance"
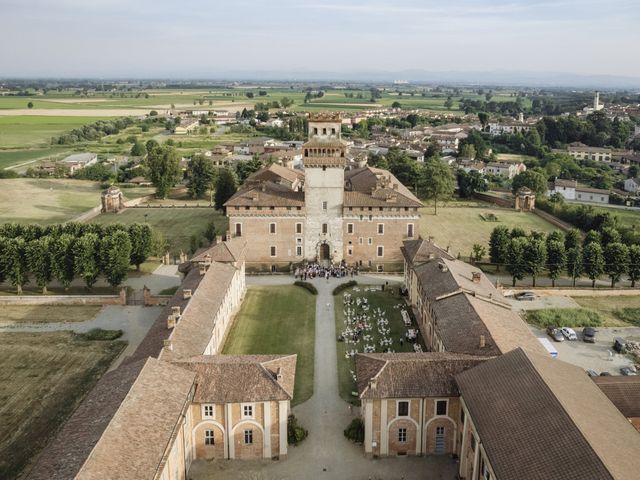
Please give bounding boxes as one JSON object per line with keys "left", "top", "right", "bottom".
{"left": 319, "top": 243, "right": 330, "bottom": 262}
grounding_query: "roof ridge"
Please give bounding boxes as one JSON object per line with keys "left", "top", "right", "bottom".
{"left": 257, "top": 362, "right": 293, "bottom": 400}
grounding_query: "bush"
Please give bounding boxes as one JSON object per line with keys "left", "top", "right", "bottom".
{"left": 344, "top": 417, "right": 364, "bottom": 443}
{"left": 294, "top": 281, "right": 317, "bottom": 295}
{"left": 526, "top": 308, "right": 602, "bottom": 328}
{"left": 333, "top": 280, "right": 357, "bottom": 295}
{"left": 613, "top": 308, "right": 640, "bottom": 326}
{"left": 287, "top": 414, "right": 308, "bottom": 445}
{"left": 77, "top": 328, "right": 124, "bottom": 341}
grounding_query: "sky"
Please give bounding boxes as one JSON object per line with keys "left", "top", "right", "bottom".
{"left": 1, "top": 0, "right": 639, "bottom": 82}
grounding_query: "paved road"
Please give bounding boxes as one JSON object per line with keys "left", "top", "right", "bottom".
{"left": 0, "top": 305, "right": 162, "bottom": 371}
{"left": 189, "top": 275, "right": 457, "bottom": 480}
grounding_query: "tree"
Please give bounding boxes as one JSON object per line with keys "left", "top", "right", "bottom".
{"left": 546, "top": 240, "right": 566, "bottom": 287}
{"left": 511, "top": 170, "right": 547, "bottom": 195}
{"left": 444, "top": 96, "right": 454, "bottom": 110}
{"left": 131, "top": 140, "right": 147, "bottom": 157}
{"left": 214, "top": 168, "right": 238, "bottom": 210}
{"left": 128, "top": 223, "right": 153, "bottom": 270}
{"left": 489, "top": 225, "right": 510, "bottom": 270}
{"left": 506, "top": 237, "right": 528, "bottom": 286}
{"left": 204, "top": 221, "right": 217, "bottom": 245}
{"left": 583, "top": 242, "right": 605, "bottom": 288}
{"left": 478, "top": 112, "right": 489, "bottom": 131}
{"left": 100, "top": 231, "right": 132, "bottom": 288}
{"left": 187, "top": 154, "right": 216, "bottom": 199}
{"left": 524, "top": 237, "right": 547, "bottom": 287}
{"left": 627, "top": 244, "right": 640, "bottom": 287}
{"left": 51, "top": 233, "right": 76, "bottom": 290}
{"left": 147, "top": 144, "right": 180, "bottom": 199}
{"left": 4, "top": 237, "right": 28, "bottom": 294}
{"left": 604, "top": 242, "right": 629, "bottom": 288}
{"left": 27, "top": 101, "right": 34, "bottom": 109}
{"left": 391, "top": 101, "right": 401, "bottom": 109}
{"left": 245, "top": 92, "right": 254, "bottom": 99}
{"left": 74, "top": 233, "right": 100, "bottom": 289}
{"left": 471, "top": 244, "right": 486, "bottom": 262}
{"left": 600, "top": 227, "right": 621, "bottom": 246}
{"left": 26, "top": 236, "right": 52, "bottom": 293}
{"left": 564, "top": 229, "right": 582, "bottom": 250}
{"left": 566, "top": 246, "right": 583, "bottom": 287}
{"left": 457, "top": 170, "right": 487, "bottom": 198}
{"left": 510, "top": 227, "right": 527, "bottom": 238}
{"left": 583, "top": 230, "right": 601, "bottom": 246}
{"left": 459, "top": 143, "right": 476, "bottom": 160}
{"left": 418, "top": 158, "right": 455, "bottom": 214}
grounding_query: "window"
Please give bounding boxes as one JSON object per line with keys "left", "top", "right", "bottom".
{"left": 436, "top": 400, "right": 448, "bottom": 416}
{"left": 204, "top": 430, "right": 215, "bottom": 446}
{"left": 322, "top": 201, "right": 328, "bottom": 210}
{"left": 368, "top": 237, "right": 373, "bottom": 245}
{"left": 296, "top": 246, "right": 302, "bottom": 256}
{"left": 269, "top": 223, "right": 276, "bottom": 234}
{"left": 368, "top": 215, "right": 372, "bottom": 222}
{"left": 436, "top": 426, "right": 445, "bottom": 435}
{"left": 407, "top": 224, "right": 414, "bottom": 238}
{"left": 244, "top": 429, "right": 253, "bottom": 445}
{"left": 398, "top": 428, "right": 407, "bottom": 443}
{"left": 377, "top": 223, "right": 384, "bottom": 235}
{"left": 347, "top": 246, "right": 353, "bottom": 256}
{"left": 270, "top": 246, "right": 276, "bottom": 257}
{"left": 296, "top": 223, "right": 302, "bottom": 234}
{"left": 296, "top": 237, "right": 302, "bottom": 244}
{"left": 347, "top": 223, "right": 354, "bottom": 234}
{"left": 377, "top": 246, "right": 384, "bottom": 257}
{"left": 377, "top": 264, "right": 384, "bottom": 272}
{"left": 359, "top": 237, "right": 363, "bottom": 245}
{"left": 235, "top": 223, "right": 242, "bottom": 236}
{"left": 242, "top": 403, "right": 254, "bottom": 418}
{"left": 322, "top": 223, "right": 328, "bottom": 234}
{"left": 397, "top": 401, "right": 409, "bottom": 417}
{"left": 202, "top": 404, "right": 214, "bottom": 419}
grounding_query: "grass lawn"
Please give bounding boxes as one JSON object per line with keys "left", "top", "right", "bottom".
{"left": 420, "top": 200, "right": 559, "bottom": 259}
{"left": 222, "top": 285, "right": 315, "bottom": 405}
{"left": 573, "top": 296, "right": 640, "bottom": 327}
{"left": 0, "top": 331, "right": 125, "bottom": 479}
{"left": 0, "top": 116, "right": 109, "bottom": 148}
{"left": 334, "top": 284, "right": 420, "bottom": 404}
{"left": 0, "top": 305, "right": 102, "bottom": 324}
{"left": 585, "top": 205, "right": 640, "bottom": 230}
{"left": 525, "top": 308, "right": 603, "bottom": 328}
{"left": 0, "top": 147, "right": 70, "bottom": 170}
{"left": 90, "top": 207, "right": 227, "bottom": 255}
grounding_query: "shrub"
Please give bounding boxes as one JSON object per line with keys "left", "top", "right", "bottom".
{"left": 333, "top": 280, "right": 357, "bottom": 295}
{"left": 613, "top": 308, "right": 640, "bottom": 327}
{"left": 287, "top": 414, "right": 308, "bottom": 445}
{"left": 294, "top": 281, "right": 317, "bottom": 295}
{"left": 77, "top": 328, "right": 124, "bottom": 341}
{"left": 344, "top": 417, "right": 364, "bottom": 443}
{"left": 526, "top": 308, "right": 602, "bottom": 328}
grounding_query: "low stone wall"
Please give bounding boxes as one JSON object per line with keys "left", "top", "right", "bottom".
{"left": 531, "top": 209, "right": 575, "bottom": 232}
{"left": 123, "top": 194, "right": 155, "bottom": 208}
{"left": 73, "top": 205, "right": 102, "bottom": 223}
{"left": 509, "top": 287, "right": 640, "bottom": 297}
{"left": 143, "top": 287, "right": 172, "bottom": 306}
{"left": 0, "top": 289, "right": 126, "bottom": 306}
{"left": 473, "top": 192, "right": 514, "bottom": 208}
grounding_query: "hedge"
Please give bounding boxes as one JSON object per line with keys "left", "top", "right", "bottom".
{"left": 293, "top": 281, "right": 317, "bottom": 295}
{"left": 333, "top": 280, "right": 358, "bottom": 295}
{"left": 525, "top": 308, "right": 602, "bottom": 328}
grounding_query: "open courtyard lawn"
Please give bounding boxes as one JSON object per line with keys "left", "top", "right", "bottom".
{"left": 90, "top": 207, "right": 227, "bottom": 255}
{"left": 334, "top": 284, "right": 421, "bottom": 404}
{"left": 0, "top": 305, "right": 102, "bottom": 324}
{"left": 222, "top": 285, "right": 315, "bottom": 405}
{"left": 0, "top": 331, "right": 125, "bottom": 479}
{"left": 0, "top": 116, "right": 109, "bottom": 148}
{"left": 573, "top": 296, "right": 640, "bottom": 327}
{"left": 420, "top": 200, "right": 559, "bottom": 259}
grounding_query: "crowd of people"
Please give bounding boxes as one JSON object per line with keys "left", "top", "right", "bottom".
{"left": 294, "top": 263, "right": 357, "bottom": 281}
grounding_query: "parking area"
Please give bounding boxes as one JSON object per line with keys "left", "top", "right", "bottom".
{"left": 506, "top": 294, "right": 580, "bottom": 311}
{"left": 530, "top": 326, "right": 640, "bottom": 375}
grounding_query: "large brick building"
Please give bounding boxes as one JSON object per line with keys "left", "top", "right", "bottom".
{"left": 225, "top": 113, "right": 422, "bottom": 272}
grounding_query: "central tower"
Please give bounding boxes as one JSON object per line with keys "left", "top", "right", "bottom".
{"left": 303, "top": 113, "right": 347, "bottom": 265}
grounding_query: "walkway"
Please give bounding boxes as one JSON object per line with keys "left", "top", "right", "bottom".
{"left": 189, "top": 274, "right": 457, "bottom": 480}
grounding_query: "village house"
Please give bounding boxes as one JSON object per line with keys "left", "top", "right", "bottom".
{"left": 623, "top": 177, "right": 640, "bottom": 193}
{"left": 62, "top": 152, "right": 98, "bottom": 174}
{"left": 487, "top": 114, "right": 535, "bottom": 136}
{"left": 484, "top": 161, "right": 526, "bottom": 179}
{"left": 174, "top": 117, "right": 200, "bottom": 135}
{"left": 224, "top": 113, "right": 422, "bottom": 272}
{"left": 547, "top": 178, "right": 610, "bottom": 204}
{"left": 567, "top": 142, "right": 613, "bottom": 162}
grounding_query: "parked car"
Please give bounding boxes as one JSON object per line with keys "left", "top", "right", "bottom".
{"left": 546, "top": 326, "right": 565, "bottom": 342}
{"left": 621, "top": 366, "right": 638, "bottom": 376}
{"left": 613, "top": 337, "right": 626, "bottom": 353}
{"left": 586, "top": 369, "right": 598, "bottom": 377}
{"left": 582, "top": 327, "right": 597, "bottom": 343}
{"left": 516, "top": 291, "right": 537, "bottom": 301}
{"left": 561, "top": 327, "right": 578, "bottom": 341}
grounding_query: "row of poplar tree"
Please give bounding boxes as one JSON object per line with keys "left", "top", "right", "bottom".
{"left": 488, "top": 225, "right": 640, "bottom": 288}
{"left": 0, "top": 222, "right": 153, "bottom": 294}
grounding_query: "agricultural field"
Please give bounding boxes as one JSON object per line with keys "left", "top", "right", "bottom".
{"left": 222, "top": 285, "right": 315, "bottom": 405}
{"left": 495, "top": 153, "right": 536, "bottom": 163}
{"left": 0, "top": 116, "right": 109, "bottom": 149}
{"left": 0, "top": 305, "right": 102, "bottom": 325}
{"left": 0, "top": 179, "right": 152, "bottom": 224}
{"left": 420, "top": 200, "right": 559, "bottom": 259}
{"left": 0, "top": 147, "right": 72, "bottom": 170}
{"left": 0, "top": 331, "right": 125, "bottom": 479}
{"left": 90, "top": 206, "right": 227, "bottom": 256}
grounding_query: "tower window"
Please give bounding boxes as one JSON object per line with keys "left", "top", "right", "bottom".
{"left": 323, "top": 128, "right": 327, "bottom": 135}
{"left": 322, "top": 223, "right": 328, "bottom": 234}
{"left": 322, "top": 201, "right": 328, "bottom": 211}
{"left": 296, "top": 223, "right": 302, "bottom": 234}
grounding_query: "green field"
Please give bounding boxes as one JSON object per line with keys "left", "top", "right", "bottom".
{"left": 0, "top": 305, "right": 102, "bottom": 324}
{"left": 573, "top": 296, "right": 640, "bottom": 327}
{"left": 0, "top": 331, "right": 125, "bottom": 479}
{"left": 334, "top": 284, "right": 418, "bottom": 404}
{"left": 222, "top": 285, "right": 315, "bottom": 405}
{"left": 0, "top": 179, "right": 152, "bottom": 224}
{"left": 0, "top": 116, "right": 110, "bottom": 149}
{"left": 585, "top": 205, "right": 640, "bottom": 229}
{"left": 0, "top": 147, "right": 72, "bottom": 170}
{"left": 420, "top": 200, "right": 559, "bottom": 259}
{"left": 90, "top": 207, "right": 227, "bottom": 256}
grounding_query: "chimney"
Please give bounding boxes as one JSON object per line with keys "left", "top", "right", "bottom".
{"left": 393, "top": 183, "right": 398, "bottom": 190}
{"left": 428, "top": 236, "right": 434, "bottom": 243}
{"left": 199, "top": 264, "right": 207, "bottom": 275}
{"left": 438, "top": 262, "right": 448, "bottom": 273}
{"left": 172, "top": 306, "right": 181, "bottom": 317}
{"left": 428, "top": 253, "right": 435, "bottom": 260}
{"left": 182, "top": 289, "right": 192, "bottom": 300}
{"left": 276, "top": 367, "right": 283, "bottom": 382}
{"left": 479, "top": 335, "right": 486, "bottom": 348}
{"left": 163, "top": 339, "right": 173, "bottom": 351}
{"left": 472, "top": 272, "right": 482, "bottom": 283}
{"left": 167, "top": 314, "right": 176, "bottom": 329}
{"left": 369, "top": 378, "right": 377, "bottom": 390}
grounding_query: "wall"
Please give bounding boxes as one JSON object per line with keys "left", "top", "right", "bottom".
{"left": 531, "top": 208, "right": 574, "bottom": 232}
{"left": 473, "top": 192, "right": 514, "bottom": 208}
{"left": 0, "top": 289, "right": 126, "bottom": 306}
{"left": 508, "top": 287, "right": 640, "bottom": 297}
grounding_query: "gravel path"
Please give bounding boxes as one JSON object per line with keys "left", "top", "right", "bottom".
{"left": 189, "top": 275, "right": 457, "bottom": 480}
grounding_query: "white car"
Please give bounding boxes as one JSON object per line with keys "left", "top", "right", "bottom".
{"left": 561, "top": 327, "right": 578, "bottom": 341}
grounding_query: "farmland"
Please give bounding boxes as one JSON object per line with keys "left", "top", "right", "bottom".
{"left": 0, "top": 115, "right": 109, "bottom": 149}
{"left": 0, "top": 331, "right": 125, "bottom": 478}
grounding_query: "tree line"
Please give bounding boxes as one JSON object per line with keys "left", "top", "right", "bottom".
{"left": 489, "top": 226, "right": 640, "bottom": 288}
{"left": 0, "top": 222, "right": 154, "bottom": 294}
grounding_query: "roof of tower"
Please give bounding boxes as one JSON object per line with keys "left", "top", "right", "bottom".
{"left": 308, "top": 112, "right": 342, "bottom": 122}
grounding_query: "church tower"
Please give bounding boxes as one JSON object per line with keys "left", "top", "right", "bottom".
{"left": 303, "top": 113, "right": 347, "bottom": 265}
